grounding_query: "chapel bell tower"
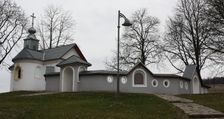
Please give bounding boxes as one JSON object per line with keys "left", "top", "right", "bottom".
{"left": 23, "top": 13, "right": 39, "bottom": 50}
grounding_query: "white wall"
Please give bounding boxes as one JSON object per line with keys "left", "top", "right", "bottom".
{"left": 62, "top": 49, "right": 79, "bottom": 59}
{"left": 0, "top": 69, "right": 10, "bottom": 93}
{"left": 44, "top": 60, "right": 61, "bottom": 72}
{"left": 11, "top": 48, "right": 81, "bottom": 91}
{"left": 12, "top": 61, "right": 46, "bottom": 91}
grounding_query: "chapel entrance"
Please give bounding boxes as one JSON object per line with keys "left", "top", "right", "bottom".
{"left": 62, "top": 67, "right": 73, "bottom": 92}
{"left": 193, "top": 77, "right": 200, "bottom": 94}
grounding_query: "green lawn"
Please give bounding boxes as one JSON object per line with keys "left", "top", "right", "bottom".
{"left": 0, "top": 92, "right": 188, "bottom": 119}
{"left": 180, "top": 93, "right": 224, "bottom": 113}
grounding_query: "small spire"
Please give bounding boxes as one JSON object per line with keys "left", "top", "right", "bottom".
{"left": 23, "top": 13, "right": 39, "bottom": 50}
{"left": 30, "top": 13, "right": 36, "bottom": 27}
{"left": 28, "top": 13, "right": 37, "bottom": 35}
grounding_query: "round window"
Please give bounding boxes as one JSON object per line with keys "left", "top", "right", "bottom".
{"left": 121, "top": 77, "right": 127, "bottom": 84}
{"left": 151, "top": 79, "right": 158, "bottom": 87}
{"left": 163, "top": 80, "right": 170, "bottom": 88}
{"left": 185, "top": 82, "right": 188, "bottom": 90}
{"left": 180, "top": 81, "right": 183, "bottom": 89}
{"left": 107, "top": 76, "right": 113, "bottom": 83}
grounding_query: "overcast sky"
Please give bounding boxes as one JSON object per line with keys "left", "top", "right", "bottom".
{"left": 0, "top": 0, "right": 178, "bottom": 92}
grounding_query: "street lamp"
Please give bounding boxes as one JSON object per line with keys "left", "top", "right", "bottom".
{"left": 117, "top": 10, "right": 132, "bottom": 93}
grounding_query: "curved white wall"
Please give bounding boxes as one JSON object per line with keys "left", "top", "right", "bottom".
{"left": 12, "top": 61, "right": 46, "bottom": 91}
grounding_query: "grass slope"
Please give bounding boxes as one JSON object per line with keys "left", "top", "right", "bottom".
{"left": 0, "top": 92, "right": 187, "bottom": 119}
{"left": 180, "top": 93, "right": 224, "bottom": 113}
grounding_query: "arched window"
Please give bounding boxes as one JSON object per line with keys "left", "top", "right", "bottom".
{"left": 35, "top": 66, "right": 42, "bottom": 79}
{"left": 193, "top": 76, "right": 200, "bottom": 94}
{"left": 132, "top": 69, "right": 147, "bottom": 87}
{"left": 14, "top": 66, "right": 22, "bottom": 80}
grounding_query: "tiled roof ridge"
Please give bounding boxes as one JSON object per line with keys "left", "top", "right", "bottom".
{"left": 39, "top": 43, "right": 76, "bottom": 52}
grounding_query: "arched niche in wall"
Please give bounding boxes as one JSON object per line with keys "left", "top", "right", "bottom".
{"left": 62, "top": 66, "right": 74, "bottom": 92}
{"left": 34, "top": 66, "right": 42, "bottom": 79}
{"left": 14, "top": 65, "right": 22, "bottom": 80}
{"left": 192, "top": 76, "right": 200, "bottom": 94}
{"left": 132, "top": 68, "right": 147, "bottom": 87}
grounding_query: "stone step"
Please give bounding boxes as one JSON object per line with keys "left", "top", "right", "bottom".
{"left": 173, "top": 103, "right": 224, "bottom": 118}
{"left": 155, "top": 94, "right": 193, "bottom": 103}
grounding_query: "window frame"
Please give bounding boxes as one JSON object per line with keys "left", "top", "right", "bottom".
{"left": 107, "top": 76, "right": 113, "bottom": 83}
{"left": 163, "top": 80, "right": 170, "bottom": 88}
{"left": 180, "top": 81, "right": 184, "bottom": 89}
{"left": 121, "top": 76, "right": 127, "bottom": 84}
{"left": 132, "top": 68, "right": 147, "bottom": 87}
{"left": 151, "top": 79, "right": 158, "bottom": 87}
{"left": 185, "top": 82, "right": 189, "bottom": 90}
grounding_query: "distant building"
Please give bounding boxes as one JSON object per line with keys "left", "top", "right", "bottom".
{"left": 203, "top": 77, "right": 224, "bottom": 93}
{"left": 9, "top": 25, "right": 209, "bottom": 94}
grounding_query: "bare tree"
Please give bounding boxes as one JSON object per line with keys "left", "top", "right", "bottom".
{"left": 202, "top": 0, "right": 224, "bottom": 77}
{"left": 162, "top": 0, "right": 220, "bottom": 78}
{"left": 204, "top": 0, "right": 224, "bottom": 53}
{"left": 106, "top": 9, "right": 161, "bottom": 71}
{"left": 37, "top": 5, "right": 75, "bottom": 49}
{"left": 0, "top": 0, "right": 27, "bottom": 66}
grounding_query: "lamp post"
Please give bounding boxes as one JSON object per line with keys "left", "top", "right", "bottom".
{"left": 117, "top": 10, "right": 132, "bottom": 93}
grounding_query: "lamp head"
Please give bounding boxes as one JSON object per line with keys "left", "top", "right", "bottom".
{"left": 122, "top": 18, "right": 132, "bottom": 26}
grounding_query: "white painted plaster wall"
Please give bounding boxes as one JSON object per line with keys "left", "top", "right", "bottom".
{"left": 44, "top": 60, "right": 61, "bottom": 72}
{"left": 12, "top": 61, "right": 45, "bottom": 91}
{"left": 62, "top": 49, "right": 79, "bottom": 59}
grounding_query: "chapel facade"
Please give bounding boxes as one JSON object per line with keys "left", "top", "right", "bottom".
{"left": 10, "top": 26, "right": 209, "bottom": 94}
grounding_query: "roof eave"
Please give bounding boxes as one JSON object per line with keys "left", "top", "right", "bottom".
{"left": 12, "top": 58, "right": 43, "bottom": 62}
{"left": 80, "top": 73, "right": 127, "bottom": 76}
{"left": 153, "top": 75, "right": 191, "bottom": 81}
{"left": 57, "top": 62, "right": 91, "bottom": 67}
{"left": 44, "top": 72, "right": 60, "bottom": 77}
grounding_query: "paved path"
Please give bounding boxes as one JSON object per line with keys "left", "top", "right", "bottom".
{"left": 21, "top": 92, "right": 58, "bottom": 96}
{"left": 156, "top": 94, "right": 193, "bottom": 103}
{"left": 155, "top": 94, "right": 224, "bottom": 119}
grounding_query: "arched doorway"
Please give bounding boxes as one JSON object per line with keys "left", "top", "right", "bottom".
{"left": 193, "top": 77, "right": 200, "bottom": 94}
{"left": 62, "top": 67, "right": 74, "bottom": 92}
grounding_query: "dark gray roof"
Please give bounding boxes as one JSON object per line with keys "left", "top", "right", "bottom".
{"left": 182, "top": 65, "right": 209, "bottom": 88}
{"left": 80, "top": 70, "right": 128, "bottom": 76}
{"left": 43, "top": 44, "right": 75, "bottom": 60}
{"left": 183, "top": 65, "right": 197, "bottom": 79}
{"left": 154, "top": 74, "right": 190, "bottom": 81}
{"left": 79, "top": 69, "right": 190, "bottom": 80}
{"left": 12, "top": 48, "right": 43, "bottom": 61}
{"left": 57, "top": 55, "right": 91, "bottom": 66}
{"left": 12, "top": 43, "right": 83, "bottom": 62}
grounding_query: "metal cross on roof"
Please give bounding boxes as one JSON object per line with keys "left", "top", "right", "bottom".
{"left": 31, "top": 13, "right": 36, "bottom": 27}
